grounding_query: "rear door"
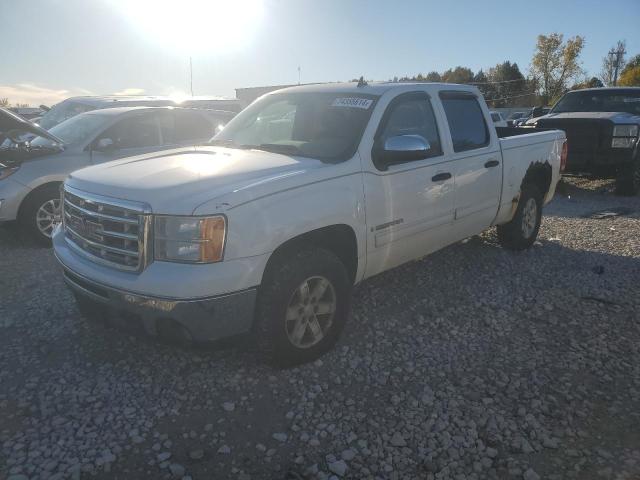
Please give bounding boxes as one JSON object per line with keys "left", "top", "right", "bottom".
{"left": 438, "top": 91, "right": 501, "bottom": 236}
{"left": 362, "top": 91, "right": 456, "bottom": 277}
{"left": 89, "top": 112, "right": 164, "bottom": 164}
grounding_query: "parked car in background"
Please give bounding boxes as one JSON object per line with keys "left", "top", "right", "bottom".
{"left": 507, "top": 111, "right": 528, "bottom": 127}
{"left": 0, "top": 106, "right": 235, "bottom": 243}
{"left": 532, "top": 87, "right": 640, "bottom": 194}
{"left": 490, "top": 111, "right": 508, "bottom": 127}
{"left": 53, "top": 82, "right": 565, "bottom": 364}
{"left": 33, "top": 95, "right": 243, "bottom": 131}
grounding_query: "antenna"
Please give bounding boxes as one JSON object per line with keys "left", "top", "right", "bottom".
{"left": 298, "top": 65, "right": 301, "bottom": 85}
{"left": 190, "top": 57, "right": 194, "bottom": 96}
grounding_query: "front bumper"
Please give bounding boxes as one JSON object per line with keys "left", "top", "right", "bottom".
{"left": 60, "top": 263, "right": 257, "bottom": 343}
{"left": 565, "top": 148, "right": 635, "bottom": 173}
{"left": 52, "top": 224, "right": 267, "bottom": 343}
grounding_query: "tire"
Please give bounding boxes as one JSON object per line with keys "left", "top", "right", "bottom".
{"left": 19, "top": 184, "right": 62, "bottom": 246}
{"left": 256, "top": 248, "right": 352, "bottom": 366}
{"left": 497, "top": 183, "right": 543, "bottom": 251}
{"left": 614, "top": 157, "right": 640, "bottom": 196}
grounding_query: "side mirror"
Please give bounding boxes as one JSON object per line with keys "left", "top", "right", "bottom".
{"left": 94, "top": 137, "right": 116, "bottom": 152}
{"left": 374, "top": 134, "right": 430, "bottom": 170}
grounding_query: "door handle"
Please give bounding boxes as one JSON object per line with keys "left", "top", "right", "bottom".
{"left": 431, "top": 172, "right": 452, "bottom": 182}
{"left": 484, "top": 159, "right": 500, "bottom": 168}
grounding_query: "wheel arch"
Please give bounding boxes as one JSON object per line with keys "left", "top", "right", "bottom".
{"left": 261, "top": 224, "right": 359, "bottom": 286}
{"left": 522, "top": 161, "right": 552, "bottom": 198}
{"left": 17, "top": 181, "right": 63, "bottom": 220}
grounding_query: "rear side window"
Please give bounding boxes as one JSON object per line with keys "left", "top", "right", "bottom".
{"left": 440, "top": 92, "right": 490, "bottom": 152}
{"left": 378, "top": 93, "right": 442, "bottom": 159}
{"left": 174, "top": 111, "right": 213, "bottom": 142}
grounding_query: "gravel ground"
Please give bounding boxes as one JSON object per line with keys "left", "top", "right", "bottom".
{"left": 1, "top": 177, "right": 639, "bottom": 480}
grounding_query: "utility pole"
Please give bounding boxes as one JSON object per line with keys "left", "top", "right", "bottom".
{"left": 190, "top": 57, "right": 194, "bottom": 96}
{"left": 297, "top": 65, "right": 301, "bottom": 85}
{"left": 608, "top": 43, "right": 627, "bottom": 86}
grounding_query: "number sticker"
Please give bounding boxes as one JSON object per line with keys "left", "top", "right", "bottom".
{"left": 331, "top": 97, "right": 373, "bottom": 109}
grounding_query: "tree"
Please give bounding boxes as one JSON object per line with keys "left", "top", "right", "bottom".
{"left": 617, "top": 54, "right": 640, "bottom": 86}
{"left": 441, "top": 66, "right": 474, "bottom": 84}
{"left": 0, "top": 98, "right": 9, "bottom": 107}
{"left": 425, "top": 71, "right": 441, "bottom": 82}
{"left": 485, "top": 61, "right": 531, "bottom": 107}
{"left": 600, "top": 40, "right": 627, "bottom": 86}
{"left": 531, "top": 33, "right": 585, "bottom": 105}
{"left": 571, "top": 77, "right": 604, "bottom": 90}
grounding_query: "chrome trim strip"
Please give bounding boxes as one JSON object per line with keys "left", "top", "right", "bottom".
{"left": 66, "top": 225, "right": 139, "bottom": 257}
{"left": 65, "top": 235, "right": 141, "bottom": 272}
{"left": 64, "top": 184, "right": 151, "bottom": 214}
{"left": 64, "top": 198, "right": 140, "bottom": 225}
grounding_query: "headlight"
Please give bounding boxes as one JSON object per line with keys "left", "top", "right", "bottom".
{"left": 154, "top": 215, "right": 226, "bottom": 263}
{"left": 612, "top": 137, "right": 636, "bottom": 148}
{"left": 613, "top": 125, "right": 639, "bottom": 137}
{"left": 0, "top": 163, "right": 20, "bottom": 181}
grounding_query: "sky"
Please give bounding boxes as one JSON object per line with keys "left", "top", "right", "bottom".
{"left": 1, "top": 0, "right": 639, "bottom": 106}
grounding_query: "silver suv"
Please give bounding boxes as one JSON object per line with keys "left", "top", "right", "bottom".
{"left": 0, "top": 106, "right": 234, "bottom": 244}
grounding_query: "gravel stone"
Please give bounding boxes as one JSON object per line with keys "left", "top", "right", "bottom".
{"left": 272, "top": 433, "right": 288, "bottom": 442}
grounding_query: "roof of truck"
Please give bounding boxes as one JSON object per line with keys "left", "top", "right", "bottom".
{"left": 271, "top": 81, "right": 479, "bottom": 97}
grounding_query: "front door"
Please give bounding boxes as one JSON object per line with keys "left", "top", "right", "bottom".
{"left": 362, "top": 92, "right": 456, "bottom": 278}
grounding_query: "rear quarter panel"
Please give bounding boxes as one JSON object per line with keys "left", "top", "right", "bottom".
{"left": 494, "top": 130, "right": 565, "bottom": 225}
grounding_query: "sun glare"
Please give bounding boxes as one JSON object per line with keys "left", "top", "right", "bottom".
{"left": 116, "top": 0, "right": 264, "bottom": 54}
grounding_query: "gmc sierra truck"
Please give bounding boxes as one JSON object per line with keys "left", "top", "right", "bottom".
{"left": 531, "top": 87, "right": 640, "bottom": 195}
{"left": 52, "top": 82, "right": 566, "bottom": 364}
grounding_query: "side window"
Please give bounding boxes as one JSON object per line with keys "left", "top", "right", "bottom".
{"left": 378, "top": 94, "right": 442, "bottom": 159}
{"left": 440, "top": 92, "right": 490, "bottom": 152}
{"left": 158, "top": 111, "right": 175, "bottom": 144}
{"left": 99, "top": 114, "right": 160, "bottom": 149}
{"left": 174, "top": 111, "right": 214, "bottom": 143}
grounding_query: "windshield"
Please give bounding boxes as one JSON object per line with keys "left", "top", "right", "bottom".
{"left": 551, "top": 90, "right": 640, "bottom": 115}
{"left": 37, "top": 100, "right": 96, "bottom": 130}
{"left": 212, "top": 92, "right": 378, "bottom": 161}
{"left": 30, "top": 112, "right": 107, "bottom": 147}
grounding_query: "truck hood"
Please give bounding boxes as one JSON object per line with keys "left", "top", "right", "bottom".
{"left": 0, "top": 107, "right": 64, "bottom": 144}
{"left": 66, "top": 146, "right": 328, "bottom": 215}
{"left": 537, "top": 111, "right": 640, "bottom": 124}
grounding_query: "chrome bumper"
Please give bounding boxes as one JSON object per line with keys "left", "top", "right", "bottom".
{"left": 60, "top": 264, "right": 257, "bottom": 343}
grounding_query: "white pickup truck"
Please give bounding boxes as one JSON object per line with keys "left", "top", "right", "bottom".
{"left": 53, "top": 82, "right": 566, "bottom": 364}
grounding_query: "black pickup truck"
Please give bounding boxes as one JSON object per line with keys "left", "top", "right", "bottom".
{"left": 531, "top": 87, "right": 640, "bottom": 195}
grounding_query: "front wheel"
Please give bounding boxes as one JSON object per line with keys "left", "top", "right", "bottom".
{"left": 496, "top": 183, "right": 543, "bottom": 251}
{"left": 614, "top": 157, "right": 640, "bottom": 196}
{"left": 19, "top": 184, "right": 62, "bottom": 246}
{"left": 256, "top": 248, "right": 352, "bottom": 366}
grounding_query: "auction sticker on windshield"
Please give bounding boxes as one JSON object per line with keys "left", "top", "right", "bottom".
{"left": 331, "top": 97, "right": 373, "bottom": 109}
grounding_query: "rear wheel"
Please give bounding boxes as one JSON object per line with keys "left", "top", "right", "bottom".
{"left": 256, "top": 248, "right": 352, "bottom": 366}
{"left": 614, "top": 157, "right": 640, "bottom": 196}
{"left": 19, "top": 184, "right": 62, "bottom": 246}
{"left": 497, "top": 183, "right": 543, "bottom": 251}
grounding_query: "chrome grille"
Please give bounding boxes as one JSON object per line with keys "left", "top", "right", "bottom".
{"left": 62, "top": 185, "right": 151, "bottom": 271}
